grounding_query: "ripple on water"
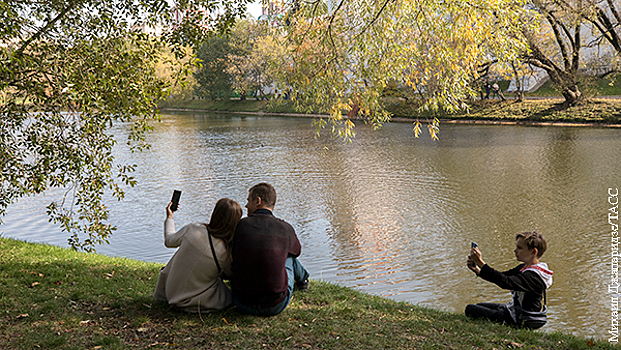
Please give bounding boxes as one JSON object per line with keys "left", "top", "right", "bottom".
{"left": 1, "top": 114, "right": 620, "bottom": 339}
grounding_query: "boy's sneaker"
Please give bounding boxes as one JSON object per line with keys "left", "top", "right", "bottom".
{"left": 296, "top": 279, "right": 309, "bottom": 292}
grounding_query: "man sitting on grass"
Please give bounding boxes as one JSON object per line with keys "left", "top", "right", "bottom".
{"left": 466, "top": 231, "right": 553, "bottom": 329}
{"left": 231, "top": 183, "right": 310, "bottom": 316}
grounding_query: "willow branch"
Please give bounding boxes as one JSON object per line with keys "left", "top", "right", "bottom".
{"left": 354, "top": 0, "right": 394, "bottom": 41}
{"left": 16, "top": 1, "right": 77, "bottom": 55}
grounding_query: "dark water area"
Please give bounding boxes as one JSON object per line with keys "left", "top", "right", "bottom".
{"left": 2, "top": 112, "right": 620, "bottom": 340}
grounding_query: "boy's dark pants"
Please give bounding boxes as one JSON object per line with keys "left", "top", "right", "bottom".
{"left": 465, "top": 303, "right": 515, "bottom": 325}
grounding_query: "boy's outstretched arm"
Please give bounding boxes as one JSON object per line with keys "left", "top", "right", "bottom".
{"left": 479, "top": 265, "right": 545, "bottom": 293}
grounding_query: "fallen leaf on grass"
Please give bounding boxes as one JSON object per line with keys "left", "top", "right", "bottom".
{"left": 586, "top": 340, "right": 595, "bottom": 346}
{"left": 30, "top": 282, "right": 40, "bottom": 287}
{"left": 16, "top": 313, "right": 29, "bottom": 319}
{"left": 104, "top": 273, "right": 114, "bottom": 279}
{"left": 137, "top": 327, "right": 148, "bottom": 333}
{"left": 80, "top": 320, "right": 90, "bottom": 325}
{"left": 508, "top": 341, "right": 523, "bottom": 348}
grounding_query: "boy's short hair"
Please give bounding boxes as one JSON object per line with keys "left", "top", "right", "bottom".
{"left": 516, "top": 231, "right": 547, "bottom": 258}
{"left": 249, "top": 183, "right": 277, "bottom": 208}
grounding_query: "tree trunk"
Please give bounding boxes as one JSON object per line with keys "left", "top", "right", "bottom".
{"left": 561, "top": 84, "right": 582, "bottom": 107}
{"left": 511, "top": 62, "right": 524, "bottom": 102}
{"left": 527, "top": 47, "right": 583, "bottom": 108}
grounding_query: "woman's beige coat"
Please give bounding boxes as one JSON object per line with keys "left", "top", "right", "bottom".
{"left": 154, "top": 219, "right": 233, "bottom": 313}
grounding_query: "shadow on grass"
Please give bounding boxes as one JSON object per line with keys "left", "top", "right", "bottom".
{"left": 1, "top": 238, "right": 615, "bottom": 349}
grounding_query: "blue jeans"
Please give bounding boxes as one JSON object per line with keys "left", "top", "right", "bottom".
{"left": 234, "top": 256, "right": 309, "bottom": 316}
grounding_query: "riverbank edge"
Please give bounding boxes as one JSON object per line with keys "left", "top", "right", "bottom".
{"left": 0, "top": 237, "right": 614, "bottom": 349}
{"left": 161, "top": 107, "right": 621, "bottom": 129}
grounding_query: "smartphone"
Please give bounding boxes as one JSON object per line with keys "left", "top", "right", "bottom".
{"left": 170, "top": 190, "right": 182, "bottom": 212}
{"left": 471, "top": 242, "right": 478, "bottom": 249}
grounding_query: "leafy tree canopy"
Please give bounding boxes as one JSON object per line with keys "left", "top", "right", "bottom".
{"left": 195, "top": 36, "right": 235, "bottom": 99}
{"left": 270, "top": 0, "right": 537, "bottom": 140}
{"left": 0, "top": 0, "right": 248, "bottom": 251}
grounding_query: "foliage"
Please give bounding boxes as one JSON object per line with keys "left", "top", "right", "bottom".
{"left": 155, "top": 46, "right": 199, "bottom": 104}
{"left": 226, "top": 19, "right": 286, "bottom": 100}
{"left": 194, "top": 36, "right": 234, "bottom": 100}
{"left": 0, "top": 0, "right": 249, "bottom": 251}
{"left": 270, "top": 0, "right": 536, "bottom": 141}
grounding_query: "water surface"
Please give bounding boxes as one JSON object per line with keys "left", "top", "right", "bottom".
{"left": 2, "top": 112, "right": 619, "bottom": 339}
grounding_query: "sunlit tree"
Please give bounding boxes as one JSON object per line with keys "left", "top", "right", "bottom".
{"left": 521, "top": 0, "right": 585, "bottom": 106}
{"left": 0, "top": 0, "right": 248, "bottom": 251}
{"left": 273, "top": 0, "right": 536, "bottom": 139}
{"left": 195, "top": 36, "right": 234, "bottom": 99}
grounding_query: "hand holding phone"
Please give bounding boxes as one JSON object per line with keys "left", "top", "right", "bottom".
{"left": 170, "top": 190, "right": 182, "bottom": 212}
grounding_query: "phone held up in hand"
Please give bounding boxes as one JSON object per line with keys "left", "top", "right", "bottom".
{"left": 471, "top": 242, "right": 478, "bottom": 249}
{"left": 170, "top": 190, "right": 182, "bottom": 212}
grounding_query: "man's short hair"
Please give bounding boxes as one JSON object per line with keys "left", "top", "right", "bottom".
{"left": 249, "top": 183, "right": 276, "bottom": 208}
{"left": 516, "top": 231, "right": 547, "bottom": 258}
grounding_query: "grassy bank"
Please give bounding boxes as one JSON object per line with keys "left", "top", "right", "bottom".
{"left": 161, "top": 97, "right": 621, "bottom": 125}
{"left": 386, "top": 98, "right": 621, "bottom": 124}
{"left": 0, "top": 237, "right": 614, "bottom": 349}
{"left": 161, "top": 98, "right": 269, "bottom": 113}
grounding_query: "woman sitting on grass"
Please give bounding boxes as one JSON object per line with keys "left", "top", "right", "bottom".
{"left": 154, "top": 198, "right": 242, "bottom": 313}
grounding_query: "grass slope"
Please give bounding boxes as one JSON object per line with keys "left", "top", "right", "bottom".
{"left": 161, "top": 97, "right": 621, "bottom": 125}
{"left": 386, "top": 98, "right": 621, "bottom": 124}
{"left": 0, "top": 237, "right": 613, "bottom": 349}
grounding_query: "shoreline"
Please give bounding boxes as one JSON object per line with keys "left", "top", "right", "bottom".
{"left": 0, "top": 236, "right": 615, "bottom": 349}
{"left": 161, "top": 107, "right": 621, "bottom": 129}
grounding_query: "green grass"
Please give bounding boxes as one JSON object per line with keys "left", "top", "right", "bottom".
{"left": 160, "top": 98, "right": 323, "bottom": 115}
{"left": 162, "top": 94, "right": 621, "bottom": 126}
{"left": 161, "top": 98, "right": 269, "bottom": 112}
{"left": 524, "top": 73, "right": 621, "bottom": 97}
{"left": 384, "top": 98, "right": 621, "bottom": 124}
{"left": 0, "top": 237, "right": 614, "bottom": 349}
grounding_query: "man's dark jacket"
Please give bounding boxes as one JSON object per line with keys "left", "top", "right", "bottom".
{"left": 231, "top": 209, "right": 302, "bottom": 306}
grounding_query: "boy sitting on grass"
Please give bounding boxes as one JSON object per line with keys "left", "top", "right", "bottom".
{"left": 466, "top": 231, "right": 553, "bottom": 329}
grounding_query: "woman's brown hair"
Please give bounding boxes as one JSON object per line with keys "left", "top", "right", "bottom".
{"left": 205, "top": 198, "right": 242, "bottom": 251}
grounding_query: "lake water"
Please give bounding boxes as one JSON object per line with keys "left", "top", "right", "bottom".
{"left": 2, "top": 112, "right": 620, "bottom": 340}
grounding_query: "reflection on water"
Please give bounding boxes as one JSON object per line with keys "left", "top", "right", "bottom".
{"left": 2, "top": 112, "right": 620, "bottom": 339}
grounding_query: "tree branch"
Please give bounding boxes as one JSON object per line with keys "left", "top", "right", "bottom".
{"left": 16, "top": 1, "right": 77, "bottom": 55}
{"left": 544, "top": 10, "right": 571, "bottom": 71}
{"left": 327, "top": 0, "right": 346, "bottom": 51}
{"left": 596, "top": 6, "right": 621, "bottom": 53}
{"left": 354, "top": 0, "right": 395, "bottom": 41}
{"left": 605, "top": 0, "right": 621, "bottom": 26}
{"left": 571, "top": 21, "right": 580, "bottom": 73}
